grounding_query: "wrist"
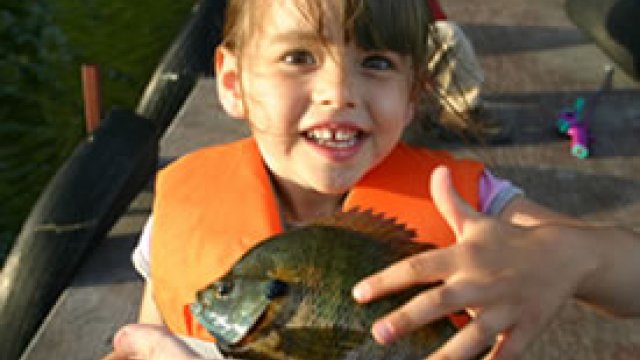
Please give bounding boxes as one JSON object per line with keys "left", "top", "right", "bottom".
{"left": 568, "top": 226, "right": 640, "bottom": 316}
{"left": 534, "top": 224, "right": 601, "bottom": 299}
{"left": 570, "top": 228, "right": 604, "bottom": 300}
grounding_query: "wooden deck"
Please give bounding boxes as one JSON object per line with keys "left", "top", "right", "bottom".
{"left": 20, "top": 0, "right": 640, "bottom": 359}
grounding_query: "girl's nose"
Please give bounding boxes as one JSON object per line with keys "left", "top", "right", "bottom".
{"left": 313, "top": 60, "right": 358, "bottom": 109}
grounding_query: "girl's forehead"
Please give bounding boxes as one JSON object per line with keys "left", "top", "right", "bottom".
{"left": 231, "top": 0, "right": 428, "bottom": 77}
{"left": 253, "top": 0, "right": 342, "bottom": 42}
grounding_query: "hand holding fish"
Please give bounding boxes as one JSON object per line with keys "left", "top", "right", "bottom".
{"left": 353, "top": 166, "right": 599, "bottom": 359}
{"left": 102, "top": 324, "right": 206, "bottom": 360}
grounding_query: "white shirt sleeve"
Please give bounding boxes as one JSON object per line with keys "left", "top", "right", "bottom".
{"left": 131, "top": 216, "right": 153, "bottom": 281}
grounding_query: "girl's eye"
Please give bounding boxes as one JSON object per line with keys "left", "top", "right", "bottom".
{"left": 281, "top": 50, "right": 316, "bottom": 65}
{"left": 362, "top": 55, "right": 396, "bottom": 70}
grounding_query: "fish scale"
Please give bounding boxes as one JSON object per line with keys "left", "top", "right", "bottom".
{"left": 191, "top": 210, "right": 463, "bottom": 359}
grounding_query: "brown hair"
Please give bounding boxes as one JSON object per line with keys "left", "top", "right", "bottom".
{"left": 221, "top": 0, "right": 432, "bottom": 85}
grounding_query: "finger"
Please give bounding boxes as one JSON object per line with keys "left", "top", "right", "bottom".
{"left": 428, "top": 306, "right": 516, "bottom": 360}
{"left": 430, "top": 165, "right": 480, "bottom": 239}
{"left": 489, "top": 318, "right": 541, "bottom": 359}
{"left": 111, "top": 324, "right": 153, "bottom": 359}
{"left": 369, "top": 278, "right": 502, "bottom": 345}
{"left": 353, "top": 247, "right": 456, "bottom": 303}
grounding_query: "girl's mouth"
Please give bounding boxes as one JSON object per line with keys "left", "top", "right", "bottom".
{"left": 304, "top": 127, "right": 361, "bottom": 148}
{"left": 302, "top": 125, "right": 366, "bottom": 161}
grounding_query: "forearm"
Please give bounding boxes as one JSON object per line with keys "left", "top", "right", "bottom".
{"left": 502, "top": 196, "right": 640, "bottom": 317}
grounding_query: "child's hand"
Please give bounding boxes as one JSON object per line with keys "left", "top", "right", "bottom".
{"left": 102, "top": 324, "right": 205, "bottom": 360}
{"left": 352, "top": 166, "right": 594, "bottom": 360}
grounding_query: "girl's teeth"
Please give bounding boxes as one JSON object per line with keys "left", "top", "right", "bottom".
{"left": 310, "top": 128, "right": 333, "bottom": 140}
{"left": 305, "top": 128, "right": 360, "bottom": 148}
{"left": 316, "top": 137, "right": 357, "bottom": 149}
{"left": 307, "top": 128, "right": 357, "bottom": 141}
{"left": 335, "top": 129, "right": 356, "bottom": 141}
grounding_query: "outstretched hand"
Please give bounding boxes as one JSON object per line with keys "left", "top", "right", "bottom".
{"left": 352, "top": 166, "right": 592, "bottom": 359}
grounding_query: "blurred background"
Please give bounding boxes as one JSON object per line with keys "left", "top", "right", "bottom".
{"left": 0, "top": 0, "right": 196, "bottom": 265}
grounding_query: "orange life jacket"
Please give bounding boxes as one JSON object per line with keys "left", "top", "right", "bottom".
{"left": 151, "top": 138, "right": 484, "bottom": 341}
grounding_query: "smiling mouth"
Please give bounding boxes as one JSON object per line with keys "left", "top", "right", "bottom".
{"left": 303, "top": 127, "right": 364, "bottom": 149}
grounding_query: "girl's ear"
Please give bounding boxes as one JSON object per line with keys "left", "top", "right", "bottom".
{"left": 215, "top": 46, "right": 245, "bottom": 118}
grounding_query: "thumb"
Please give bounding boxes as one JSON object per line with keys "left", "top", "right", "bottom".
{"left": 430, "top": 165, "right": 480, "bottom": 239}
{"left": 111, "top": 324, "right": 155, "bottom": 359}
{"left": 108, "top": 324, "right": 197, "bottom": 360}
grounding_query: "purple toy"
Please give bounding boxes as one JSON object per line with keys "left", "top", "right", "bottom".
{"left": 555, "top": 65, "right": 614, "bottom": 159}
{"left": 556, "top": 97, "right": 590, "bottom": 158}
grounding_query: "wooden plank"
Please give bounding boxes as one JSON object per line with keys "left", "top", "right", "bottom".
{"left": 20, "top": 190, "right": 149, "bottom": 359}
{"left": 435, "top": 0, "right": 640, "bottom": 222}
{"left": 159, "top": 78, "right": 250, "bottom": 163}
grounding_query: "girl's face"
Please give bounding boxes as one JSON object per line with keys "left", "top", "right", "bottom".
{"left": 218, "top": 0, "right": 415, "bottom": 196}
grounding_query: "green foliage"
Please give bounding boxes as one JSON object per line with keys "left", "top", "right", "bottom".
{"left": 0, "top": 0, "right": 194, "bottom": 265}
{"left": 52, "top": 0, "right": 196, "bottom": 113}
{"left": 0, "top": 1, "right": 78, "bottom": 263}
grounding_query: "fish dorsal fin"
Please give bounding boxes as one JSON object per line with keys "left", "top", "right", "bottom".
{"left": 309, "top": 208, "right": 416, "bottom": 243}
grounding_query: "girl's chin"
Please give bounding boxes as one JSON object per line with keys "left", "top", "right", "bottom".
{"left": 310, "top": 175, "right": 362, "bottom": 195}
{"left": 271, "top": 170, "right": 356, "bottom": 196}
{"left": 313, "top": 186, "right": 351, "bottom": 196}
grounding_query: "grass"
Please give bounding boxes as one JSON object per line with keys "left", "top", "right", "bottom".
{"left": 53, "top": 0, "right": 196, "bottom": 113}
{"left": 0, "top": 0, "right": 195, "bottom": 265}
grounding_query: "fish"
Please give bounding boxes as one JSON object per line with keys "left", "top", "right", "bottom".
{"left": 190, "top": 209, "right": 460, "bottom": 359}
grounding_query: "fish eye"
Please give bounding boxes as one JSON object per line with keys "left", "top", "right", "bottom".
{"left": 265, "top": 279, "right": 288, "bottom": 299}
{"left": 214, "top": 280, "right": 234, "bottom": 298}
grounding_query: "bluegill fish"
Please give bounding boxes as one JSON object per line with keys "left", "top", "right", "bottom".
{"left": 190, "top": 210, "right": 459, "bottom": 359}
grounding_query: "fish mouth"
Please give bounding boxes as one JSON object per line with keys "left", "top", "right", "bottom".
{"left": 191, "top": 279, "right": 291, "bottom": 346}
{"left": 301, "top": 124, "right": 367, "bottom": 150}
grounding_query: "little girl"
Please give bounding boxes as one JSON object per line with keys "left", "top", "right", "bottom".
{"left": 105, "top": 1, "right": 640, "bottom": 359}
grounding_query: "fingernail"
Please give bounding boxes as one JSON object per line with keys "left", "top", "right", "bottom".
{"left": 372, "top": 321, "right": 394, "bottom": 344}
{"left": 352, "top": 282, "right": 371, "bottom": 302}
